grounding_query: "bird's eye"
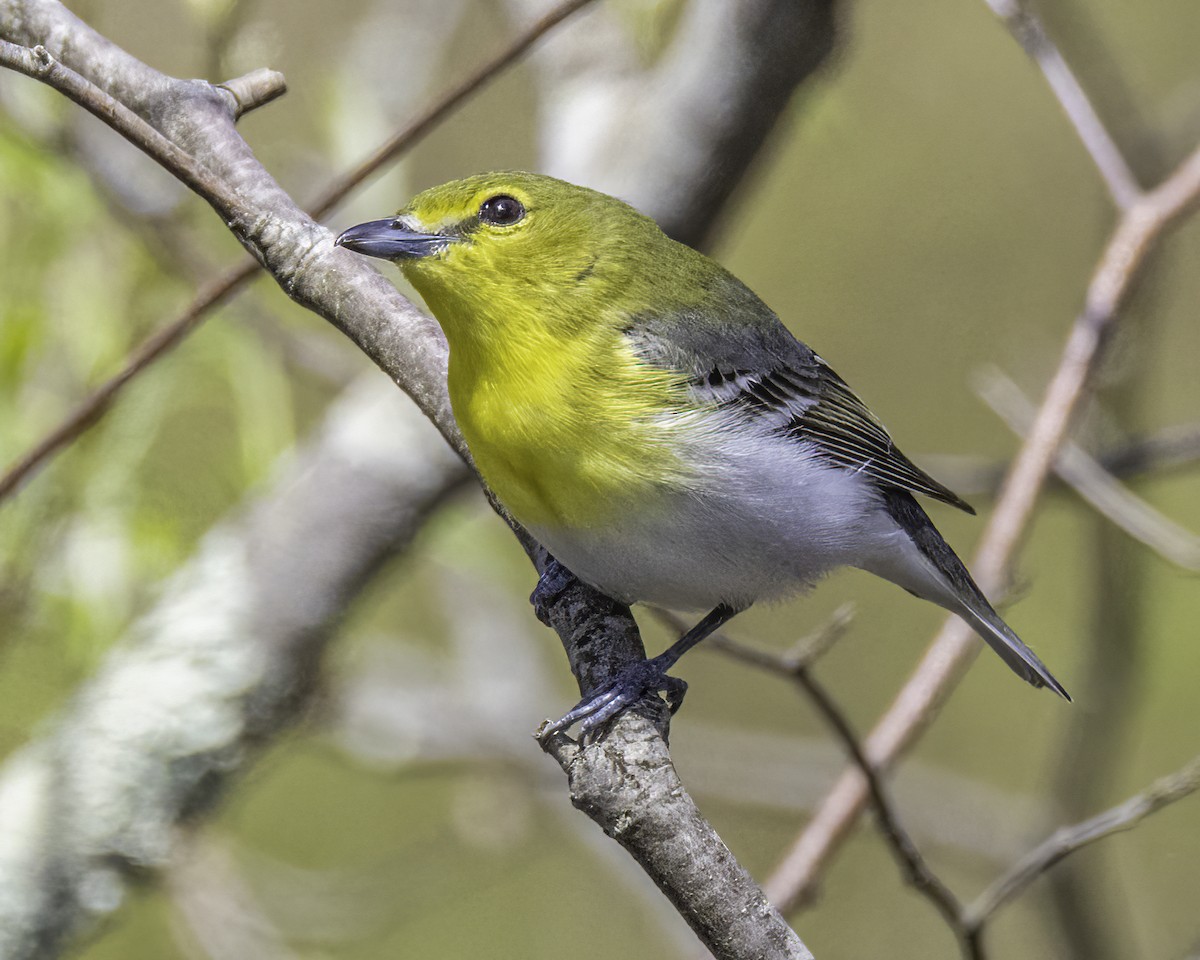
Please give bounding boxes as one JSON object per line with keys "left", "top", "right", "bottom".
{"left": 479, "top": 195, "right": 525, "bottom": 226}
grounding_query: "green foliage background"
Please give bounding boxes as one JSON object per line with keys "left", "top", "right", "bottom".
{"left": 1, "top": 0, "right": 1198, "bottom": 957}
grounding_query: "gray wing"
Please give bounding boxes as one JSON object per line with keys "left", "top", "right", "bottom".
{"left": 623, "top": 277, "right": 975, "bottom": 514}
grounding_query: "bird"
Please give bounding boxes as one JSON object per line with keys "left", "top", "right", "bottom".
{"left": 335, "top": 171, "right": 1069, "bottom": 733}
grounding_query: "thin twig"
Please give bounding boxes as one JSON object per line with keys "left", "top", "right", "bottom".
{"left": 978, "top": 368, "right": 1200, "bottom": 571}
{"left": 0, "top": 267, "right": 251, "bottom": 502}
{"left": 662, "top": 608, "right": 971, "bottom": 950}
{"left": 0, "top": 0, "right": 597, "bottom": 505}
{"left": 0, "top": 40, "right": 243, "bottom": 210}
{"left": 794, "top": 670, "right": 970, "bottom": 951}
{"left": 216, "top": 67, "right": 287, "bottom": 119}
{"left": 765, "top": 138, "right": 1200, "bottom": 915}
{"left": 963, "top": 753, "right": 1200, "bottom": 939}
{"left": 931, "top": 421, "right": 1200, "bottom": 498}
{"left": 1100, "top": 422, "right": 1200, "bottom": 479}
{"left": 306, "top": 0, "right": 595, "bottom": 221}
{"left": 648, "top": 604, "right": 855, "bottom": 674}
{"left": 982, "top": 0, "right": 1141, "bottom": 210}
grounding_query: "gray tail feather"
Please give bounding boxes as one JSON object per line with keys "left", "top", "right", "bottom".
{"left": 958, "top": 602, "right": 1071, "bottom": 701}
{"left": 878, "top": 488, "right": 1071, "bottom": 701}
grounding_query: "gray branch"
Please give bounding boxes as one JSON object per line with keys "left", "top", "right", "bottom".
{"left": 0, "top": 0, "right": 838, "bottom": 956}
{"left": 0, "top": 380, "right": 469, "bottom": 958}
{"left": 982, "top": 0, "right": 1141, "bottom": 210}
{"left": 537, "top": 581, "right": 813, "bottom": 959}
{"left": 977, "top": 369, "right": 1200, "bottom": 571}
{"left": 1, "top": 0, "right": 460, "bottom": 452}
{"left": 963, "top": 752, "right": 1200, "bottom": 939}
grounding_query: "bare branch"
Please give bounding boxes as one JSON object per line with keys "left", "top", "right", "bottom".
{"left": 0, "top": 40, "right": 245, "bottom": 210}
{"left": 794, "top": 671, "right": 969, "bottom": 950}
{"left": 308, "top": 0, "right": 598, "bottom": 220}
{"left": 0, "top": 0, "right": 596, "bottom": 505}
{"left": 982, "top": 0, "right": 1141, "bottom": 210}
{"left": 765, "top": 137, "right": 1200, "bottom": 915}
{"left": 0, "top": 265, "right": 251, "bottom": 503}
{"left": 661, "top": 609, "right": 970, "bottom": 949}
{"left": 0, "top": 1, "right": 838, "bottom": 957}
{"left": 977, "top": 368, "right": 1200, "bottom": 571}
{"left": 963, "top": 753, "right": 1200, "bottom": 935}
{"left": 216, "top": 67, "right": 287, "bottom": 119}
{"left": 1099, "top": 422, "right": 1200, "bottom": 480}
{"left": 526, "top": 572, "right": 814, "bottom": 959}
{"left": 651, "top": 605, "right": 854, "bottom": 676}
{"left": 928, "top": 421, "right": 1200, "bottom": 499}
{"left": 541, "top": 715, "right": 814, "bottom": 959}
{"left": 544, "top": 738, "right": 814, "bottom": 957}
{"left": 0, "top": 380, "right": 469, "bottom": 957}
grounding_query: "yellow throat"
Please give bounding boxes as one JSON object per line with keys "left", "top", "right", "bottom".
{"left": 393, "top": 174, "right": 704, "bottom": 530}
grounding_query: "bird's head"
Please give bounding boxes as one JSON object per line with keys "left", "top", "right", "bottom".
{"left": 335, "top": 172, "right": 671, "bottom": 342}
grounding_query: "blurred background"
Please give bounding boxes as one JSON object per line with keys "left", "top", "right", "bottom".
{"left": 1, "top": 0, "right": 1199, "bottom": 957}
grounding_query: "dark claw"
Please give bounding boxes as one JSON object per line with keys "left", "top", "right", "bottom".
{"left": 662, "top": 675, "right": 688, "bottom": 715}
{"left": 530, "top": 557, "right": 576, "bottom": 625}
{"left": 542, "top": 654, "right": 688, "bottom": 738}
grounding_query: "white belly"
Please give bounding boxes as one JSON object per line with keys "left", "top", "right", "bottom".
{"left": 527, "top": 420, "right": 889, "bottom": 611}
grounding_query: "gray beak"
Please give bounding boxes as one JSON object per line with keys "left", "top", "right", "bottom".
{"left": 334, "top": 218, "right": 452, "bottom": 260}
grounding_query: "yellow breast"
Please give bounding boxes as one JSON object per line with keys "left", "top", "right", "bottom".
{"left": 448, "top": 327, "right": 690, "bottom": 531}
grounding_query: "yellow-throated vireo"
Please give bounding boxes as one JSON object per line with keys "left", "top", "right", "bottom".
{"left": 336, "top": 172, "right": 1069, "bottom": 733}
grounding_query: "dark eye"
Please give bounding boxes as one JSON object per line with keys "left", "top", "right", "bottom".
{"left": 479, "top": 194, "right": 525, "bottom": 226}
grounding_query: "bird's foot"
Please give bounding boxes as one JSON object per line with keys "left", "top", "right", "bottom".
{"left": 530, "top": 557, "right": 576, "bottom": 626}
{"left": 541, "top": 654, "right": 688, "bottom": 739}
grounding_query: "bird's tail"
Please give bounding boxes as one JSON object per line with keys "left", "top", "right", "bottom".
{"left": 954, "top": 596, "right": 1071, "bottom": 701}
{"left": 864, "top": 488, "right": 1071, "bottom": 701}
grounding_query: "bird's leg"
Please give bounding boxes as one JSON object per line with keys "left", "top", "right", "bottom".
{"left": 543, "top": 603, "right": 743, "bottom": 737}
{"left": 530, "top": 556, "right": 577, "bottom": 625}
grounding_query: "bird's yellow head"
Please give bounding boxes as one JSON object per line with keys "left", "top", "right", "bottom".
{"left": 335, "top": 172, "right": 687, "bottom": 351}
{"left": 335, "top": 172, "right": 712, "bottom": 524}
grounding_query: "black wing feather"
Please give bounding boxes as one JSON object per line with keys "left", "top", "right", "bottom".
{"left": 622, "top": 275, "right": 974, "bottom": 514}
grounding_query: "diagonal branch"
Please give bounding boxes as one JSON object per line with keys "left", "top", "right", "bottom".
{"left": 982, "top": 0, "right": 1140, "bottom": 210}
{"left": 539, "top": 586, "right": 814, "bottom": 960}
{"left": 0, "top": 39, "right": 253, "bottom": 210}
{"left": 0, "top": 0, "right": 597, "bottom": 505}
{"left": 307, "top": 0, "right": 595, "bottom": 220}
{"left": 765, "top": 137, "right": 1200, "bottom": 914}
{"left": 977, "top": 368, "right": 1200, "bottom": 571}
{"left": 794, "top": 670, "right": 969, "bottom": 951}
{"left": 963, "top": 752, "right": 1200, "bottom": 937}
{"left": 1096, "top": 422, "right": 1200, "bottom": 481}
{"left": 0, "top": 266, "right": 249, "bottom": 502}
{"left": 0, "top": 0, "right": 839, "bottom": 957}
{"left": 666, "top": 610, "right": 971, "bottom": 951}
{"left": 688, "top": 604, "right": 856, "bottom": 676}
{"left": 929, "top": 421, "right": 1200, "bottom": 499}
